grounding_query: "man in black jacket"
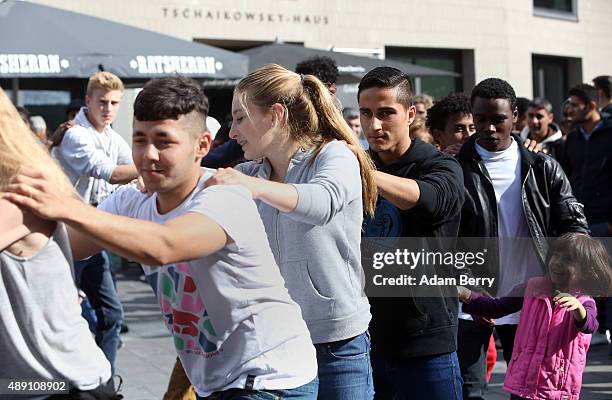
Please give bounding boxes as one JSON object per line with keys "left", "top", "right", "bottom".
{"left": 563, "top": 83, "right": 612, "bottom": 236}
{"left": 457, "top": 78, "right": 588, "bottom": 400}
{"left": 358, "top": 67, "right": 464, "bottom": 400}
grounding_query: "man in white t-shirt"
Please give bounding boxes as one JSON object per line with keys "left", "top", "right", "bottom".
{"left": 456, "top": 78, "right": 588, "bottom": 400}
{"left": 53, "top": 72, "right": 138, "bottom": 205}
{"left": 3, "top": 76, "right": 317, "bottom": 400}
{"left": 52, "top": 72, "right": 139, "bottom": 378}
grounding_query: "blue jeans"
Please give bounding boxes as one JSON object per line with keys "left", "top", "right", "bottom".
{"left": 80, "top": 296, "right": 98, "bottom": 333}
{"left": 74, "top": 252, "right": 123, "bottom": 377}
{"left": 371, "top": 351, "right": 463, "bottom": 400}
{"left": 197, "top": 378, "right": 318, "bottom": 400}
{"left": 315, "top": 331, "right": 374, "bottom": 400}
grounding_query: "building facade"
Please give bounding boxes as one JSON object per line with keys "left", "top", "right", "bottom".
{"left": 28, "top": 0, "right": 612, "bottom": 118}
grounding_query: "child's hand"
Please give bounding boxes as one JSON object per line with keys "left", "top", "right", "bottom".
{"left": 553, "top": 292, "right": 587, "bottom": 323}
{"left": 457, "top": 286, "right": 471, "bottom": 303}
{"left": 553, "top": 292, "right": 581, "bottom": 310}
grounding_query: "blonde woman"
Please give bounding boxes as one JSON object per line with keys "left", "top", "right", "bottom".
{"left": 206, "top": 64, "right": 378, "bottom": 400}
{"left": 0, "top": 88, "right": 119, "bottom": 398}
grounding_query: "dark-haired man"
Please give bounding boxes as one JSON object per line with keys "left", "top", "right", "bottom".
{"left": 563, "top": 83, "right": 612, "bottom": 236}
{"left": 457, "top": 78, "right": 588, "bottom": 399}
{"left": 357, "top": 66, "right": 464, "bottom": 399}
{"left": 343, "top": 106, "right": 368, "bottom": 148}
{"left": 593, "top": 75, "right": 612, "bottom": 116}
{"left": 512, "top": 96, "right": 530, "bottom": 135}
{"left": 519, "top": 97, "right": 565, "bottom": 161}
{"left": 4, "top": 76, "right": 318, "bottom": 399}
{"left": 295, "top": 55, "right": 339, "bottom": 99}
{"left": 426, "top": 92, "right": 475, "bottom": 155}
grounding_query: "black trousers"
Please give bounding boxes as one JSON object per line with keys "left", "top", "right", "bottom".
{"left": 495, "top": 324, "right": 518, "bottom": 365}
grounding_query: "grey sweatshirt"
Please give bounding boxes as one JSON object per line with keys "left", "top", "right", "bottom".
{"left": 236, "top": 140, "right": 371, "bottom": 343}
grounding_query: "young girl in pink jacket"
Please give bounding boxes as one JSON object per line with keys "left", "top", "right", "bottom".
{"left": 458, "top": 233, "right": 612, "bottom": 400}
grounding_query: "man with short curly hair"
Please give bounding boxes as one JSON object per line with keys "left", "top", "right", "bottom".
{"left": 295, "top": 56, "right": 339, "bottom": 99}
{"left": 426, "top": 92, "right": 475, "bottom": 155}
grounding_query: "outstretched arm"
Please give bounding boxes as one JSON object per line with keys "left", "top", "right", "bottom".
{"left": 211, "top": 142, "right": 362, "bottom": 226}
{"left": 458, "top": 285, "right": 525, "bottom": 319}
{"left": 2, "top": 169, "right": 228, "bottom": 266}
{"left": 375, "top": 155, "right": 464, "bottom": 218}
{"left": 206, "top": 168, "right": 299, "bottom": 213}
{"left": 374, "top": 171, "right": 421, "bottom": 210}
{"left": 65, "top": 205, "right": 227, "bottom": 265}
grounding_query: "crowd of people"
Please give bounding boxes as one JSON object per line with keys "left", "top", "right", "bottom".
{"left": 1, "top": 56, "right": 612, "bottom": 400}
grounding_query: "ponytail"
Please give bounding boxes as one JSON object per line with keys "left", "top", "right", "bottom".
{"left": 301, "top": 75, "right": 378, "bottom": 216}
{"left": 236, "top": 64, "right": 378, "bottom": 216}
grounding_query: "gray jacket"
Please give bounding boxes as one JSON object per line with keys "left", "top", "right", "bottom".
{"left": 236, "top": 140, "right": 370, "bottom": 343}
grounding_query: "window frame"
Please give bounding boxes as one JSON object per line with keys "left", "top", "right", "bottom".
{"left": 533, "top": 0, "right": 578, "bottom": 22}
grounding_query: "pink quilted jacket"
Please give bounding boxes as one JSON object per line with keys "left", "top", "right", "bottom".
{"left": 504, "top": 277, "right": 593, "bottom": 400}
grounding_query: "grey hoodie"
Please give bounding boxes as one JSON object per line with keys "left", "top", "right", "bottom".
{"left": 235, "top": 140, "right": 370, "bottom": 343}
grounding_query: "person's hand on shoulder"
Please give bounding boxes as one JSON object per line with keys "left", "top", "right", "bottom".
{"left": 442, "top": 143, "right": 463, "bottom": 156}
{"left": 205, "top": 168, "right": 262, "bottom": 198}
{"left": 523, "top": 138, "right": 543, "bottom": 154}
{"left": 0, "top": 167, "right": 80, "bottom": 221}
{"left": 49, "top": 120, "right": 76, "bottom": 148}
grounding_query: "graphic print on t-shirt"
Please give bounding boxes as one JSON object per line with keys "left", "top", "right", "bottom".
{"left": 364, "top": 198, "right": 402, "bottom": 238}
{"left": 145, "top": 262, "right": 219, "bottom": 356}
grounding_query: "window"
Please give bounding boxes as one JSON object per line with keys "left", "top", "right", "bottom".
{"left": 385, "top": 47, "right": 469, "bottom": 100}
{"left": 532, "top": 54, "right": 582, "bottom": 122}
{"left": 534, "top": 0, "right": 577, "bottom": 21}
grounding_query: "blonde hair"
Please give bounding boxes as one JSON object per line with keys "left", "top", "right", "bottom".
{"left": 0, "top": 87, "right": 77, "bottom": 197}
{"left": 235, "top": 64, "right": 378, "bottom": 215}
{"left": 410, "top": 116, "right": 435, "bottom": 145}
{"left": 410, "top": 115, "right": 427, "bottom": 132}
{"left": 86, "top": 71, "right": 124, "bottom": 95}
{"left": 414, "top": 94, "right": 434, "bottom": 109}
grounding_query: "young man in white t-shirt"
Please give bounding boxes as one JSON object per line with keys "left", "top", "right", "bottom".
{"left": 3, "top": 77, "right": 318, "bottom": 399}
